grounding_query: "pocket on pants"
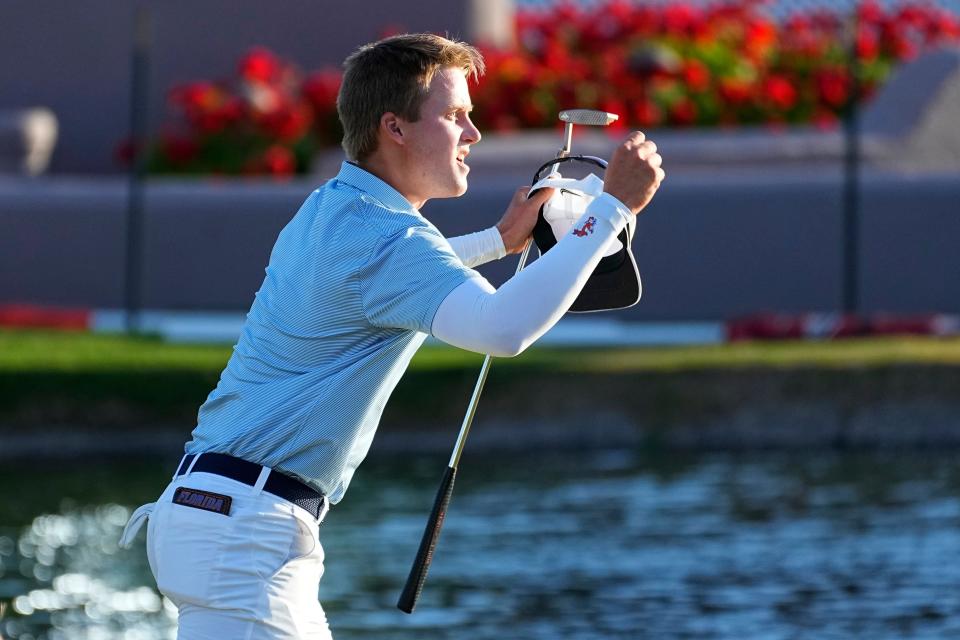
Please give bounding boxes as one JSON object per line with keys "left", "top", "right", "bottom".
{"left": 287, "top": 511, "right": 321, "bottom": 565}
{"left": 148, "top": 499, "right": 234, "bottom": 606}
{"left": 267, "top": 511, "right": 325, "bottom": 593}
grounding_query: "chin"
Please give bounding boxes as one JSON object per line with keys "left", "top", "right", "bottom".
{"left": 439, "top": 177, "right": 468, "bottom": 199}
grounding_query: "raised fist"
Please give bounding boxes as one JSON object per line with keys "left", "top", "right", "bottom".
{"left": 602, "top": 131, "right": 665, "bottom": 215}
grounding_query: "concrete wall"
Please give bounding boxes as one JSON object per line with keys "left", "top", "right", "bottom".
{"left": 3, "top": 167, "right": 958, "bottom": 320}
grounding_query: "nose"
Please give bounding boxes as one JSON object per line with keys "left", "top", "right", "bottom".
{"left": 462, "top": 114, "right": 481, "bottom": 145}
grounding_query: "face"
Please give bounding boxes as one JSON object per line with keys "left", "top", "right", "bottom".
{"left": 399, "top": 66, "right": 481, "bottom": 206}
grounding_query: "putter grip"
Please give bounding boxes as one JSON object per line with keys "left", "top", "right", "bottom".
{"left": 397, "top": 465, "right": 457, "bottom": 613}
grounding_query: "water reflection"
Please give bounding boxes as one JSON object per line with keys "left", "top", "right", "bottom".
{"left": 1, "top": 504, "right": 174, "bottom": 639}
{"left": 1, "top": 451, "right": 959, "bottom": 639}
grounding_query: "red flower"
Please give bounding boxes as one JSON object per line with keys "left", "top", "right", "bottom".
{"left": 552, "top": 1, "right": 583, "bottom": 26}
{"left": 254, "top": 144, "right": 296, "bottom": 176}
{"left": 598, "top": 98, "right": 628, "bottom": 127}
{"left": 167, "top": 82, "right": 243, "bottom": 134}
{"left": 858, "top": 0, "right": 885, "bottom": 25}
{"left": 763, "top": 75, "right": 798, "bottom": 110}
{"left": 302, "top": 70, "right": 342, "bottom": 113}
{"left": 662, "top": 4, "right": 700, "bottom": 38}
{"left": 669, "top": 97, "right": 697, "bottom": 126}
{"left": 939, "top": 12, "right": 960, "bottom": 40}
{"left": 519, "top": 98, "right": 548, "bottom": 126}
{"left": 159, "top": 133, "right": 199, "bottom": 167}
{"left": 631, "top": 5, "right": 660, "bottom": 37}
{"left": 888, "top": 32, "right": 918, "bottom": 60}
{"left": 582, "top": 10, "right": 627, "bottom": 48}
{"left": 220, "top": 98, "right": 245, "bottom": 123}
{"left": 632, "top": 99, "right": 663, "bottom": 128}
{"left": 239, "top": 47, "right": 281, "bottom": 83}
{"left": 785, "top": 14, "right": 811, "bottom": 34}
{"left": 681, "top": 59, "right": 711, "bottom": 92}
{"left": 895, "top": 4, "right": 927, "bottom": 30}
{"left": 543, "top": 40, "right": 573, "bottom": 72}
{"left": 719, "top": 77, "right": 753, "bottom": 105}
{"left": 497, "top": 56, "right": 532, "bottom": 83}
{"left": 812, "top": 109, "right": 840, "bottom": 131}
{"left": 199, "top": 98, "right": 244, "bottom": 134}
{"left": 744, "top": 18, "right": 777, "bottom": 60}
{"left": 814, "top": 69, "right": 850, "bottom": 108}
{"left": 921, "top": 9, "right": 959, "bottom": 43}
{"left": 258, "top": 103, "right": 313, "bottom": 141}
{"left": 169, "top": 82, "right": 222, "bottom": 113}
{"left": 809, "top": 9, "right": 841, "bottom": 33}
{"left": 856, "top": 29, "right": 880, "bottom": 60}
{"left": 194, "top": 111, "right": 226, "bottom": 134}
{"left": 598, "top": 47, "right": 629, "bottom": 87}
{"left": 783, "top": 13, "right": 831, "bottom": 58}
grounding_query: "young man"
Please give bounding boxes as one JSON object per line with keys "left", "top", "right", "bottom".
{"left": 121, "top": 33, "right": 663, "bottom": 639}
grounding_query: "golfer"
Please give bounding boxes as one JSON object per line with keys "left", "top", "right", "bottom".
{"left": 121, "top": 33, "right": 664, "bottom": 639}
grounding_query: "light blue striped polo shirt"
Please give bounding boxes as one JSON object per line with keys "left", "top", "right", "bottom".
{"left": 185, "top": 162, "right": 479, "bottom": 503}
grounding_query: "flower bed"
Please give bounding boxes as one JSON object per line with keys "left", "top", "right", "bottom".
{"left": 138, "top": 47, "right": 341, "bottom": 176}
{"left": 139, "top": 0, "right": 960, "bottom": 175}
{"left": 474, "top": 0, "right": 960, "bottom": 132}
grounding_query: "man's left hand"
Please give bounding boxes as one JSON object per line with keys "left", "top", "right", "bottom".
{"left": 496, "top": 186, "right": 555, "bottom": 255}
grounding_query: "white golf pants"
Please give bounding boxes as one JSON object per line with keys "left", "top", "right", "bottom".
{"left": 124, "top": 470, "right": 332, "bottom": 639}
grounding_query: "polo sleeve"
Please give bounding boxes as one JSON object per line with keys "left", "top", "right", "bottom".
{"left": 359, "top": 225, "right": 480, "bottom": 333}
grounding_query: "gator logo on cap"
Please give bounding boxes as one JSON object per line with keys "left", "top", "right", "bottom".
{"left": 573, "top": 216, "right": 597, "bottom": 237}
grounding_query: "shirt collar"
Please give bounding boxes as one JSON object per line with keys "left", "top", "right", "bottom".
{"left": 335, "top": 161, "right": 417, "bottom": 213}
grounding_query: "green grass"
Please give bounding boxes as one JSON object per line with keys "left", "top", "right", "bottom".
{"left": 522, "top": 336, "right": 960, "bottom": 372}
{"left": 0, "top": 330, "right": 233, "bottom": 372}
{"left": 2, "top": 328, "right": 959, "bottom": 428}
{"left": 3, "top": 329, "right": 960, "bottom": 373}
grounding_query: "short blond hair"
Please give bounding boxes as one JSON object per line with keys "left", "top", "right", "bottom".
{"left": 337, "top": 33, "right": 485, "bottom": 162}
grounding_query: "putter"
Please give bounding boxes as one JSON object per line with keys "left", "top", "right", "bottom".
{"left": 397, "top": 109, "right": 620, "bottom": 615}
{"left": 557, "top": 109, "right": 619, "bottom": 157}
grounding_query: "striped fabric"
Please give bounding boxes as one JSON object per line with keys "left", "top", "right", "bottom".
{"left": 185, "top": 162, "right": 480, "bottom": 503}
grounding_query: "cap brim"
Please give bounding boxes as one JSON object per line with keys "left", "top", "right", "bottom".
{"left": 569, "top": 231, "right": 642, "bottom": 313}
{"left": 534, "top": 211, "right": 642, "bottom": 313}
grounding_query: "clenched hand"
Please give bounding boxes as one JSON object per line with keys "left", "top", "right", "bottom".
{"left": 602, "top": 131, "right": 665, "bottom": 215}
{"left": 496, "top": 185, "right": 556, "bottom": 254}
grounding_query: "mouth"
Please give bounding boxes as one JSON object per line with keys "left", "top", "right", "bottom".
{"left": 456, "top": 150, "right": 469, "bottom": 168}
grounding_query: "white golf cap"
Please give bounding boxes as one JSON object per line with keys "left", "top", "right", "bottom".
{"left": 530, "top": 172, "right": 641, "bottom": 313}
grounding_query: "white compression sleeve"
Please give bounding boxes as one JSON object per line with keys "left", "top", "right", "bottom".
{"left": 431, "top": 193, "right": 632, "bottom": 357}
{"left": 446, "top": 226, "right": 507, "bottom": 268}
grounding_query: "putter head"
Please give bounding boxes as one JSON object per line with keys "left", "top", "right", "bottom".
{"left": 557, "top": 109, "right": 620, "bottom": 157}
{"left": 559, "top": 109, "right": 619, "bottom": 126}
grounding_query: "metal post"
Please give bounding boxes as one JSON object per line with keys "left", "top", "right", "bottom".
{"left": 124, "top": 4, "right": 151, "bottom": 333}
{"left": 842, "top": 3, "right": 861, "bottom": 314}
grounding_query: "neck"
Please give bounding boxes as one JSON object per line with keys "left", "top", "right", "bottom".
{"left": 356, "top": 153, "right": 426, "bottom": 210}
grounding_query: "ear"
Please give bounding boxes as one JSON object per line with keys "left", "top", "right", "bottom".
{"left": 380, "top": 112, "right": 405, "bottom": 146}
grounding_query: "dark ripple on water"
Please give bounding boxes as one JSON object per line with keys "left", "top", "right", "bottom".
{"left": 2, "top": 451, "right": 960, "bottom": 639}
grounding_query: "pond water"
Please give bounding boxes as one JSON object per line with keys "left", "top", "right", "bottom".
{"left": 1, "top": 449, "right": 959, "bottom": 639}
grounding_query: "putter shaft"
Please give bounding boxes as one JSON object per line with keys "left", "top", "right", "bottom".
{"left": 448, "top": 240, "right": 533, "bottom": 469}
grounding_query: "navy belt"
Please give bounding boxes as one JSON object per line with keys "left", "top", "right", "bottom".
{"left": 176, "top": 453, "right": 326, "bottom": 520}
